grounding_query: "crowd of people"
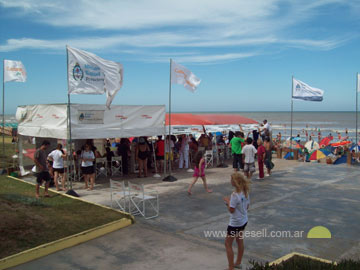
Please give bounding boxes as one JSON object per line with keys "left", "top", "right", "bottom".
{"left": 32, "top": 120, "right": 275, "bottom": 270}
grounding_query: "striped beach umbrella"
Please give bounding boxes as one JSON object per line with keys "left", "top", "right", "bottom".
{"left": 309, "top": 149, "right": 330, "bottom": 160}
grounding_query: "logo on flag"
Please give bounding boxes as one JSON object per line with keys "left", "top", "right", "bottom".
{"left": 73, "top": 63, "right": 84, "bottom": 81}
{"left": 292, "top": 78, "right": 324, "bottom": 102}
{"left": 67, "top": 46, "right": 123, "bottom": 108}
{"left": 4, "top": 60, "right": 27, "bottom": 83}
{"left": 171, "top": 60, "right": 200, "bottom": 92}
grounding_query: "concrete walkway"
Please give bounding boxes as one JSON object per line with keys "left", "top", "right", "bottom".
{"left": 10, "top": 160, "right": 360, "bottom": 269}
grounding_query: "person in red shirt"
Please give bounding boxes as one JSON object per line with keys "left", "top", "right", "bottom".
{"left": 155, "top": 136, "right": 165, "bottom": 173}
{"left": 257, "top": 138, "right": 266, "bottom": 180}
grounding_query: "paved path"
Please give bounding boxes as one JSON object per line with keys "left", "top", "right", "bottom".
{"left": 11, "top": 160, "right": 360, "bottom": 269}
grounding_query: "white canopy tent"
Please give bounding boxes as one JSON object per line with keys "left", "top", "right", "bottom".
{"left": 16, "top": 104, "right": 166, "bottom": 139}
{"left": 15, "top": 104, "right": 166, "bottom": 178}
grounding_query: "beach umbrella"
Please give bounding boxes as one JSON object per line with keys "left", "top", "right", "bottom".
{"left": 331, "top": 141, "right": 351, "bottom": 147}
{"left": 320, "top": 137, "right": 332, "bottom": 147}
{"left": 305, "top": 140, "right": 319, "bottom": 152}
{"left": 350, "top": 145, "right": 360, "bottom": 152}
{"left": 309, "top": 149, "right": 329, "bottom": 160}
{"left": 333, "top": 155, "right": 347, "bottom": 165}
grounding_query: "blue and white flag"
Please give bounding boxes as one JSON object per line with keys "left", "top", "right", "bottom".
{"left": 67, "top": 46, "right": 123, "bottom": 108}
{"left": 292, "top": 78, "right": 324, "bottom": 102}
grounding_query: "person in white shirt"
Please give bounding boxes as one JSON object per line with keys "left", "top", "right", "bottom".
{"left": 223, "top": 173, "right": 250, "bottom": 270}
{"left": 179, "top": 134, "right": 190, "bottom": 169}
{"left": 259, "top": 119, "right": 272, "bottom": 141}
{"left": 241, "top": 137, "right": 257, "bottom": 179}
{"left": 81, "top": 144, "right": 95, "bottom": 190}
{"left": 48, "top": 144, "right": 67, "bottom": 191}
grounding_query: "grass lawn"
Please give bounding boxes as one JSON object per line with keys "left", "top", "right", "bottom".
{"left": 0, "top": 135, "right": 35, "bottom": 169}
{"left": 0, "top": 176, "right": 129, "bottom": 259}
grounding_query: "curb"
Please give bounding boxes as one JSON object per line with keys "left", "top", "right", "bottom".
{"left": 1, "top": 176, "right": 135, "bottom": 270}
{"left": 269, "top": 252, "right": 335, "bottom": 266}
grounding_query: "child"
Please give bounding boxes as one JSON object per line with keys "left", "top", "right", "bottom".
{"left": 223, "top": 173, "right": 250, "bottom": 270}
{"left": 241, "top": 137, "right": 257, "bottom": 179}
{"left": 256, "top": 138, "right": 265, "bottom": 180}
{"left": 187, "top": 151, "right": 212, "bottom": 195}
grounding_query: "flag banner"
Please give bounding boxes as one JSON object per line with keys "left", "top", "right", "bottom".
{"left": 4, "top": 60, "right": 27, "bottom": 82}
{"left": 67, "top": 46, "right": 123, "bottom": 107}
{"left": 171, "top": 60, "right": 200, "bottom": 92}
{"left": 106, "top": 63, "right": 123, "bottom": 108}
{"left": 292, "top": 78, "right": 324, "bottom": 102}
{"left": 357, "top": 73, "right": 360, "bottom": 92}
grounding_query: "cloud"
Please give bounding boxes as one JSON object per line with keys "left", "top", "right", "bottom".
{"left": 0, "top": 0, "right": 357, "bottom": 63}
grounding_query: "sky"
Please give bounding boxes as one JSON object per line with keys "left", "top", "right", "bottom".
{"left": 1, "top": 0, "right": 360, "bottom": 114}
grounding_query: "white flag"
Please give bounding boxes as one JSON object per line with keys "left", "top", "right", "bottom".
{"left": 67, "top": 46, "right": 123, "bottom": 108}
{"left": 171, "top": 60, "right": 200, "bottom": 93}
{"left": 357, "top": 73, "right": 360, "bottom": 92}
{"left": 4, "top": 60, "right": 27, "bottom": 82}
{"left": 292, "top": 78, "right": 324, "bottom": 102}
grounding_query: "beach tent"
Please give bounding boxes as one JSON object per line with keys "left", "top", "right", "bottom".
{"left": 350, "top": 145, "right": 360, "bottom": 152}
{"left": 16, "top": 104, "right": 166, "bottom": 139}
{"left": 165, "top": 113, "right": 258, "bottom": 134}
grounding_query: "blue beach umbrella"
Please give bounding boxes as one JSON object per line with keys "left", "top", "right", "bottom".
{"left": 333, "top": 155, "right": 347, "bottom": 165}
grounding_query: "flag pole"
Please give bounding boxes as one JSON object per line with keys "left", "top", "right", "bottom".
{"left": 2, "top": 59, "right": 5, "bottom": 172}
{"left": 356, "top": 73, "right": 358, "bottom": 145}
{"left": 66, "top": 46, "right": 74, "bottom": 190}
{"left": 163, "top": 58, "right": 177, "bottom": 182}
{"left": 290, "top": 76, "right": 294, "bottom": 145}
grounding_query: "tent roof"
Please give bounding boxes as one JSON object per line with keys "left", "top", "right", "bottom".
{"left": 165, "top": 113, "right": 212, "bottom": 125}
{"left": 166, "top": 113, "right": 258, "bottom": 126}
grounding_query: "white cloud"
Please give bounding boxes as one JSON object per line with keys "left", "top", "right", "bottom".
{"left": 0, "top": 0, "right": 356, "bottom": 63}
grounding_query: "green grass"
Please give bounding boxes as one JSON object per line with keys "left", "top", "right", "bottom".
{"left": 0, "top": 176, "right": 128, "bottom": 259}
{"left": 0, "top": 135, "right": 37, "bottom": 169}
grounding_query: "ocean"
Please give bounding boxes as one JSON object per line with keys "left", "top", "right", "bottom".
{"left": 3, "top": 111, "right": 360, "bottom": 141}
{"left": 194, "top": 111, "right": 360, "bottom": 141}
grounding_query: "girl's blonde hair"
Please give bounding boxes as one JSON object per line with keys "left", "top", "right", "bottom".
{"left": 231, "top": 172, "right": 250, "bottom": 198}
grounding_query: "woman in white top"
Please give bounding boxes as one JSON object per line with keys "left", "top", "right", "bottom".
{"left": 81, "top": 144, "right": 95, "bottom": 190}
{"left": 223, "top": 173, "right": 250, "bottom": 270}
{"left": 48, "top": 144, "right": 67, "bottom": 191}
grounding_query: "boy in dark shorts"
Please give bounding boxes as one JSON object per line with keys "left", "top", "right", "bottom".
{"left": 34, "top": 140, "right": 51, "bottom": 198}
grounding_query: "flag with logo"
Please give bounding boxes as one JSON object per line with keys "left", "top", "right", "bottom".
{"left": 4, "top": 60, "right": 27, "bottom": 82}
{"left": 67, "top": 46, "right": 123, "bottom": 108}
{"left": 171, "top": 60, "right": 200, "bottom": 93}
{"left": 292, "top": 78, "right": 324, "bottom": 102}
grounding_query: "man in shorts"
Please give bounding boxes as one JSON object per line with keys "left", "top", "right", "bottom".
{"left": 241, "top": 137, "right": 257, "bottom": 179}
{"left": 230, "top": 131, "right": 245, "bottom": 172}
{"left": 34, "top": 140, "right": 51, "bottom": 198}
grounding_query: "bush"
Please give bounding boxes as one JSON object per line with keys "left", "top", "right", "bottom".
{"left": 249, "top": 255, "right": 360, "bottom": 270}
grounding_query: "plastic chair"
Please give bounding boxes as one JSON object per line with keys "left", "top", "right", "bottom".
{"left": 205, "top": 150, "right": 214, "bottom": 168}
{"left": 95, "top": 157, "right": 107, "bottom": 178}
{"left": 128, "top": 181, "right": 159, "bottom": 219}
{"left": 111, "top": 156, "right": 123, "bottom": 176}
{"left": 110, "top": 179, "right": 130, "bottom": 212}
